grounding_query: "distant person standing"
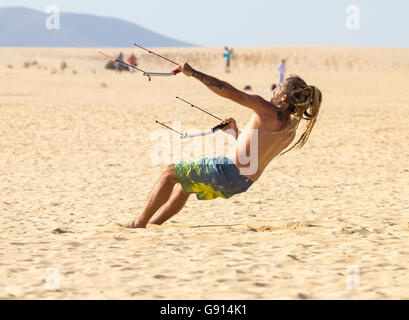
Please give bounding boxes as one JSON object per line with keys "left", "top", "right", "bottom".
{"left": 277, "top": 59, "right": 286, "bottom": 84}
{"left": 127, "top": 53, "right": 137, "bottom": 72}
{"left": 115, "top": 52, "right": 124, "bottom": 72}
{"left": 223, "top": 46, "right": 232, "bottom": 73}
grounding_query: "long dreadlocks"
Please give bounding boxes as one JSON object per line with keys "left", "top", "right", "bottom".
{"left": 278, "top": 75, "right": 322, "bottom": 155}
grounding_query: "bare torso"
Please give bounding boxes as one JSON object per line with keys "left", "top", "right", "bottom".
{"left": 229, "top": 109, "right": 296, "bottom": 181}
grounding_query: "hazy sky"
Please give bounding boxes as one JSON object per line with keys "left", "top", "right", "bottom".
{"left": 1, "top": 0, "right": 408, "bottom": 47}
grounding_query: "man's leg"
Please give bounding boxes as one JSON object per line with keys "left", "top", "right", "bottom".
{"left": 149, "top": 184, "right": 191, "bottom": 225}
{"left": 127, "top": 164, "right": 179, "bottom": 228}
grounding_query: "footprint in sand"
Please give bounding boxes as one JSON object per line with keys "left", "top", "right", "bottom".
{"left": 114, "top": 235, "right": 128, "bottom": 241}
{"left": 52, "top": 228, "right": 72, "bottom": 234}
{"left": 245, "top": 222, "right": 320, "bottom": 233}
{"left": 100, "top": 222, "right": 125, "bottom": 232}
{"left": 340, "top": 226, "right": 371, "bottom": 235}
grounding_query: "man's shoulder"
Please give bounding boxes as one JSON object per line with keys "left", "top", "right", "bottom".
{"left": 254, "top": 102, "right": 280, "bottom": 123}
{"left": 261, "top": 107, "right": 290, "bottom": 131}
{"left": 255, "top": 98, "right": 277, "bottom": 112}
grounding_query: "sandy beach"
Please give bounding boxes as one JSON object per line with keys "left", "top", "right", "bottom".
{"left": 1, "top": 46, "right": 408, "bottom": 299}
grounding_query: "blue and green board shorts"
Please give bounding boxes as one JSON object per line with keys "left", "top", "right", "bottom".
{"left": 174, "top": 157, "right": 254, "bottom": 200}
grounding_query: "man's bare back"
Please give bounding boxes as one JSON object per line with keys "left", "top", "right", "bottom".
{"left": 232, "top": 110, "right": 296, "bottom": 181}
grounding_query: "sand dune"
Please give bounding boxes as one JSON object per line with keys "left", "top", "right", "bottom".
{"left": 1, "top": 46, "right": 408, "bottom": 299}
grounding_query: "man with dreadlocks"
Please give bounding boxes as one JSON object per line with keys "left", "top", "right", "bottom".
{"left": 127, "top": 63, "right": 322, "bottom": 228}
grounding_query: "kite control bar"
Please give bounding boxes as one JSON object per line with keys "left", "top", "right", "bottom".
{"left": 134, "top": 43, "right": 181, "bottom": 76}
{"left": 155, "top": 97, "right": 230, "bottom": 139}
{"left": 155, "top": 121, "right": 230, "bottom": 139}
{"left": 98, "top": 44, "right": 181, "bottom": 80}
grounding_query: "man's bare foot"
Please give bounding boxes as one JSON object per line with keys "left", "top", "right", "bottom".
{"left": 126, "top": 219, "right": 146, "bottom": 228}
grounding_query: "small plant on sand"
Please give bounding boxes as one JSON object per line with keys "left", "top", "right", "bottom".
{"left": 23, "top": 61, "right": 38, "bottom": 68}
{"left": 7, "top": 65, "right": 13, "bottom": 69}
{"left": 72, "top": 70, "right": 77, "bottom": 75}
{"left": 60, "top": 61, "right": 67, "bottom": 71}
{"left": 100, "top": 82, "right": 107, "bottom": 88}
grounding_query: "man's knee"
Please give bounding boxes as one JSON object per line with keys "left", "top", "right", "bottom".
{"left": 174, "top": 183, "right": 190, "bottom": 197}
{"left": 161, "top": 164, "right": 177, "bottom": 183}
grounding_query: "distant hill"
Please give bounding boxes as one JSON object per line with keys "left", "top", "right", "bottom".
{"left": 0, "top": 7, "right": 193, "bottom": 47}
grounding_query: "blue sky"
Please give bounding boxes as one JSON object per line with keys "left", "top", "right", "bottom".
{"left": 1, "top": 0, "right": 408, "bottom": 47}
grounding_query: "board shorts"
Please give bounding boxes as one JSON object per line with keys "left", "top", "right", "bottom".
{"left": 174, "top": 157, "right": 254, "bottom": 200}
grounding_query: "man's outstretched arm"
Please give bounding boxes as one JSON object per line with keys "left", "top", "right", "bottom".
{"left": 178, "top": 63, "right": 272, "bottom": 112}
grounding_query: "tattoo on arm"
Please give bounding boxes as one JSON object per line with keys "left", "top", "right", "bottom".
{"left": 192, "top": 70, "right": 224, "bottom": 89}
